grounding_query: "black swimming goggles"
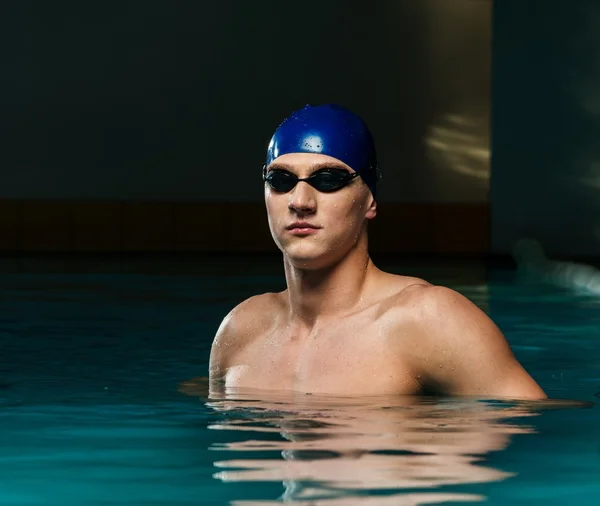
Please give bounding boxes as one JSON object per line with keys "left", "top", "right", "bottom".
{"left": 263, "top": 166, "right": 360, "bottom": 193}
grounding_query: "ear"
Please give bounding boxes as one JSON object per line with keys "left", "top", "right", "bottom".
{"left": 365, "top": 197, "right": 377, "bottom": 220}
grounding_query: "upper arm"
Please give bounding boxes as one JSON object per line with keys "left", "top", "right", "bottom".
{"left": 208, "top": 299, "right": 252, "bottom": 382}
{"left": 414, "top": 286, "right": 547, "bottom": 400}
{"left": 208, "top": 293, "right": 276, "bottom": 384}
{"left": 208, "top": 309, "right": 236, "bottom": 383}
{"left": 180, "top": 302, "right": 254, "bottom": 400}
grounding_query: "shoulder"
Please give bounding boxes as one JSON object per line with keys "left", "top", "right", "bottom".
{"left": 214, "top": 291, "right": 284, "bottom": 345}
{"left": 209, "top": 292, "right": 284, "bottom": 376}
{"left": 388, "top": 284, "right": 546, "bottom": 399}
{"left": 376, "top": 281, "right": 482, "bottom": 348}
{"left": 402, "top": 283, "right": 484, "bottom": 322}
{"left": 374, "top": 275, "right": 471, "bottom": 321}
{"left": 371, "top": 273, "right": 431, "bottom": 308}
{"left": 391, "top": 283, "right": 501, "bottom": 351}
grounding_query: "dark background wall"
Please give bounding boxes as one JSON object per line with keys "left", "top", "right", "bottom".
{"left": 491, "top": 0, "right": 600, "bottom": 258}
{"left": 1, "top": 0, "right": 490, "bottom": 204}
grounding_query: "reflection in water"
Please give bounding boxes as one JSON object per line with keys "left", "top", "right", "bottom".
{"left": 425, "top": 113, "right": 490, "bottom": 181}
{"left": 187, "top": 383, "right": 541, "bottom": 505}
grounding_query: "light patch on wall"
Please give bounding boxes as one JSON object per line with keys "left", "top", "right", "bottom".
{"left": 567, "top": 5, "right": 600, "bottom": 201}
{"left": 425, "top": 113, "right": 490, "bottom": 180}
{"left": 419, "top": 0, "right": 491, "bottom": 198}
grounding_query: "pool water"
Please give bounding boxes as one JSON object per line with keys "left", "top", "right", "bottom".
{"left": 0, "top": 256, "right": 598, "bottom": 505}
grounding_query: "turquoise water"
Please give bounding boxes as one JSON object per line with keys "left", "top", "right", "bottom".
{"left": 0, "top": 257, "right": 599, "bottom": 505}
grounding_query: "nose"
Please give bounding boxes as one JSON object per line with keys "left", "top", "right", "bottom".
{"left": 288, "top": 181, "right": 317, "bottom": 214}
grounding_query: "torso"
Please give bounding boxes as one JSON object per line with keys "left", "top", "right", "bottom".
{"left": 216, "top": 275, "right": 428, "bottom": 396}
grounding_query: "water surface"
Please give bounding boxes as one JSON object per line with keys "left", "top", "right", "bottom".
{"left": 0, "top": 257, "right": 598, "bottom": 504}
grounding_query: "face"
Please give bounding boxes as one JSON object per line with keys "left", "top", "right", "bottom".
{"left": 264, "top": 153, "right": 377, "bottom": 269}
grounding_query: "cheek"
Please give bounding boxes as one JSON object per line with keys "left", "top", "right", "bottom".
{"left": 327, "top": 195, "right": 366, "bottom": 231}
{"left": 338, "top": 193, "right": 367, "bottom": 217}
{"left": 265, "top": 193, "right": 282, "bottom": 215}
{"left": 265, "top": 195, "right": 290, "bottom": 233}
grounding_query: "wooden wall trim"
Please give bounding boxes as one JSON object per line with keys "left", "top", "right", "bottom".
{"left": 0, "top": 200, "right": 489, "bottom": 254}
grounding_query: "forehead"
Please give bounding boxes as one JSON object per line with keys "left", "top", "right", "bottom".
{"left": 267, "top": 153, "right": 354, "bottom": 173}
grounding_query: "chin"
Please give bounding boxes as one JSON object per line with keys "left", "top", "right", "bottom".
{"left": 280, "top": 241, "right": 334, "bottom": 270}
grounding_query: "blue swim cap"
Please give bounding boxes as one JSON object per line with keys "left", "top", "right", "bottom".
{"left": 265, "top": 104, "right": 380, "bottom": 197}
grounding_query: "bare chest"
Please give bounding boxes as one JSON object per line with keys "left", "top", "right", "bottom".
{"left": 225, "top": 320, "right": 420, "bottom": 396}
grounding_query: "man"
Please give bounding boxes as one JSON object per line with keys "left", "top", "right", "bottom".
{"left": 209, "top": 104, "right": 546, "bottom": 400}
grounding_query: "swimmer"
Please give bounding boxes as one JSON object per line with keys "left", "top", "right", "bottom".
{"left": 208, "top": 104, "right": 547, "bottom": 400}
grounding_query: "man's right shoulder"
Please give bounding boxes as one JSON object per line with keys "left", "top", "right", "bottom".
{"left": 209, "top": 292, "right": 283, "bottom": 380}
{"left": 214, "top": 292, "right": 283, "bottom": 346}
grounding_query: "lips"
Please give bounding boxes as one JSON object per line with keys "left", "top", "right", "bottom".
{"left": 286, "top": 222, "right": 321, "bottom": 235}
{"left": 286, "top": 222, "right": 320, "bottom": 230}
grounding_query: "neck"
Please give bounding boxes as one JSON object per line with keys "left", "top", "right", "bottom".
{"left": 283, "top": 235, "right": 377, "bottom": 330}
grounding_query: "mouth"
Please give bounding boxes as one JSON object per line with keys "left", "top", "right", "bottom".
{"left": 286, "top": 222, "right": 321, "bottom": 235}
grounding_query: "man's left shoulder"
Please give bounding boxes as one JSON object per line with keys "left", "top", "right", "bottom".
{"left": 390, "top": 281, "right": 477, "bottom": 315}
{"left": 388, "top": 282, "right": 493, "bottom": 339}
{"left": 412, "top": 284, "right": 481, "bottom": 313}
{"left": 383, "top": 280, "right": 548, "bottom": 400}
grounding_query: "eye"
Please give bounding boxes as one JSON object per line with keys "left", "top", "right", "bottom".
{"left": 267, "top": 170, "right": 294, "bottom": 182}
{"left": 317, "top": 171, "right": 336, "bottom": 181}
{"left": 265, "top": 169, "right": 298, "bottom": 192}
{"left": 268, "top": 169, "right": 293, "bottom": 177}
{"left": 311, "top": 169, "right": 350, "bottom": 189}
{"left": 316, "top": 168, "right": 346, "bottom": 178}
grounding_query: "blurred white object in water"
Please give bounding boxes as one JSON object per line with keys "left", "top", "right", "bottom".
{"left": 513, "top": 238, "right": 600, "bottom": 294}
